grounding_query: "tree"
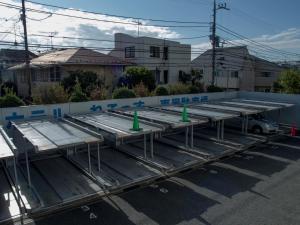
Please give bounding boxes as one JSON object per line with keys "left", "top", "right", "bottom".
{"left": 191, "top": 69, "right": 203, "bottom": 85}
{"left": 178, "top": 71, "right": 191, "bottom": 84}
{"left": 32, "top": 84, "right": 69, "bottom": 104}
{"left": 61, "top": 70, "right": 100, "bottom": 94}
{"left": 133, "top": 82, "right": 149, "bottom": 97}
{"left": 112, "top": 87, "right": 136, "bottom": 99}
{"left": 0, "top": 88, "right": 25, "bottom": 108}
{"left": 125, "top": 67, "right": 156, "bottom": 91}
{"left": 277, "top": 69, "right": 300, "bottom": 94}
{"left": 69, "top": 79, "right": 89, "bottom": 102}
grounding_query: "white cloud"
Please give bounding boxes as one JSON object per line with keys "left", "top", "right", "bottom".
{"left": 0, "top": 0, "right": 180, "bottom": 53}
{"left": 191, "top": 28, "right": 300, "bottom": 61}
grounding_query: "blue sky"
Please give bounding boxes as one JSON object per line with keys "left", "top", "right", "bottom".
{"left": 1, "top": 0, "right": 300, "bottom": 61}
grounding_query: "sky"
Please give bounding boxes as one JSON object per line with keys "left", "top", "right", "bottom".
{"left": 1, "top": 0, "right": 300, "bottom": 61}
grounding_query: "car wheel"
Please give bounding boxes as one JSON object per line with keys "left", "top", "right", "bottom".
{"left": 252, "top": 126, "right": 263, "bottom": 134}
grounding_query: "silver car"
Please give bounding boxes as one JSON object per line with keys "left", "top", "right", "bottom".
{"left": 227, "top": 114, "right": 279, "bottom": 134}
{"left": 248, "top": 114, "right": 279, "bottom": 134}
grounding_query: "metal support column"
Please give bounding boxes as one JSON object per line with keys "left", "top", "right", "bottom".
{"left": 245, "top": 115, "right": 249, "bottom": 134}
{"left": 87, "top": 144, "right": 92, "bottom": 174}
{"left": 217, "top": 121, "right": 220, "bottom": 140}
{"left": 13, "top": 156, "right": 20, "bottom": 203}
{"left": 144, "top": 134, "right": 147, "bottom": 159}
{"left": 190, "top": 125, "right": 194, "bottom": 149}
{"left": 185, "top": 127, "right": 189, "bottom": 148}
{"left": 150, "top": 133, "right": 154, "bottom": 158}
{"left": 241, "top": 116, "right": 245, "bottom": 133}
{"left": 25, "top": 148, "right": 31, "bottom": 187}
{"left": 97, "top": 142, "right": 101, "bottom": 172}
{"left": 221, "top": 120, "right": 224, "bottom": 140}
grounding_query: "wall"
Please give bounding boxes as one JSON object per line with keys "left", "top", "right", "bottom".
{"left": 0, "top": 92, "right": 238, "bottom": 126}
{"left": 238, "top": 91, "right": 300, "bottom": 127}
{"left": 110, "top": 33, "right": 191, "bottom": 84}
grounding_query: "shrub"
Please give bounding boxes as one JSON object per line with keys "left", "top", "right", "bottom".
{"left": 112, "top": 87, "right": 136, "bottom": 99}
{"left": 168, "top": 83, "right": 190, "bottom": 95}
{"left": 90, "top": 87, "right": 107, "bottom": 101}
{"left": 0, "top": 88, "right": 25, "bottom": 108}
{"left": 32, "top": 84, "right": 69, "bottom": 104}
{"left": 61, "top": 70, "right": 103, "bottom": 94}
{"left": 189, "top": 83, "right": 204, "bottom": 94}
{"left": 206, "top": 85, "right": 223, "bottom": 93}
{"left": 125, "top": 67, "right": 156, "bottom": 91}
{"left": 178, "top": 71, "right": 192, "bottom": 84}
{"left": 0, "top": 81, "right": 18, "bottom": 96}
{"left": 154, "top": 86, "right": 169, "bottom": 96}
{"left": 133, "top": 82, "right": 149, "bottom": 97}
{"left": 69, "top": 79, "right": 89, "bottom": 102}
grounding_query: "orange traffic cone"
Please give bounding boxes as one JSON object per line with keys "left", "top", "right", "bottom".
{"left": 291, "top": 125, "right": 297, "bottom": 137}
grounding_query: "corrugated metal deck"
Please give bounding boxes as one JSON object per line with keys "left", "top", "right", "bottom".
{"left": 67, "top": 112, "right": 163, "bottom": 142}
{"left": 158, "top": 105, "right": 238, "bottom": 121}
{"left": 12, "top": 119, "right": 102, "bottom": 153}
{"left": 239, "top": 99, "right": 295, "bottom": 108}
{"left": 192, "top": 103, "right": 262, "bottom": 116}
{"left": 0, "top": 128, "right": 14, "bottom": 159}
{"left": 114, "top": 108, "right": 208, "bottom": 129}
{"left": 221, "top": 101, "right": 281, "bottom": 111}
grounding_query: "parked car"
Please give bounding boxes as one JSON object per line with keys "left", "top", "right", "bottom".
{"left": 227, "top": 114, "right": 279, "bottom": 134}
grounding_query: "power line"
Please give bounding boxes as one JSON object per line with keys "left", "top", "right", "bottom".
{"left": 0, "top": 2, "right": 210, "bottom": 28}
{"left": 26, "top": 0, "right": 210, "bottom": 25}
{"left": 217, "top": 24, "right": 300, "bottom": 57}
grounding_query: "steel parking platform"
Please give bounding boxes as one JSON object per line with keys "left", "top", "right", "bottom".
{"left": 157, "top": 105, "right": 239, "bottom": 141}
{"left": 0, "top": 128, "right": 21, "bottom": 223}
{"left": 190, "top": 103, "right": 264, "bottom": 134}
{"left": 10, "top": 119, "right": 105, "bottom": 211}
{"left": 66, "top": 112, "right": 164, "bottom": 159}
{"left": 236, "top": 99, "right": 294, "bottom": 108}
{"left": 220, "top": 101, "right": 282, "bottom": 111}
{"left": 113, "top": 107, "right": 209, "bottom": 152}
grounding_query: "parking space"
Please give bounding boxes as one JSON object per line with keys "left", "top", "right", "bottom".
{"left": 0, "top": 168, "right": 20, "bottom": 223}
{"left": 27, "top": 135, "right": 300, "bottom": 225}
{"left": 0, "top": 97, "right": 297, "bottom": 223}
{"left": 69, "top": 147, "right": 162, "bottom": 190}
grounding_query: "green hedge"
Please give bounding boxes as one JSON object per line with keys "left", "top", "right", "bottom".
{"left": 112, "top": 87, "right": 136, "bottom": 99}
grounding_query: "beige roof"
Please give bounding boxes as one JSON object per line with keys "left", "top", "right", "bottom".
{"left": 9, "top": 48, "right": 133, "bottom": 69}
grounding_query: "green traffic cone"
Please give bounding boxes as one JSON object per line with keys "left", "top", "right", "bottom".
{"left": 131, "top": 111, "right": 142, "bottom": 131}
{"left": 181, "top": 105, "right": 190, "bottom": 122}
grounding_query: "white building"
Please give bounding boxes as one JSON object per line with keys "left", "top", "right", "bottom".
{"left": 192, "top": 46, "right": 283, "bottom": 92}
{"left": 109, "top": 33, "right": 191, "bottom": 84}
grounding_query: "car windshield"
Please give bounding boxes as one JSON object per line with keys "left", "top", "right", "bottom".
{"left": 251, "top": 114, "right": 265, "bottom": 120}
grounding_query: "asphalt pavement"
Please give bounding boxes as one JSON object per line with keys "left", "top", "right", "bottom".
{"left": 13, "top": 136, "right": 300, "bottom": 225}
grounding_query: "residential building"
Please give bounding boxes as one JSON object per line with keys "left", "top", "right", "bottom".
{"left": 109, "top": 33, "right": 191, "bottom": 84}
{"left": 8, "top": 48, "right": 132, "bottom": 97}
{"left": 0, "top": 48, "right": 37, "bottom": 82}
{"left": 192, "top": 46, "right": 283, "bottom": 92}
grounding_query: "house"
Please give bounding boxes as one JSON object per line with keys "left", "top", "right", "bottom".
{"left": 8, "top": 48, "right": 133, "bottom": 97}
{"left": 109, "top": 33, "right": 191, "bottom": 85}
{"left": 0, "top": 48, "right": 37, "bottom": 82}
{"left": 192, "top": 46, "right": 283, "bottom": 92}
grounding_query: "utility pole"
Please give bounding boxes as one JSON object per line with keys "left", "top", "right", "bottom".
{"left": 21, "top": 0, "right": 32, "bottom": 98}
{"left": 211, "top": 0, "right": 229, "bottom": 86}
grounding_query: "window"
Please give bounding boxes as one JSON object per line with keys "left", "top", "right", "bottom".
{"left": 20, "top": 72, "right": 27, "bottom": 83}
{"left": 50, "top": 66, "right": 61, "bottom": 82}
{"left": 163, "top": 70, "right": 168, "bottom": 84}
{"left": 150, "top": 46, "right": 160, "bottom": 58}
{"left": 261, "top": 71, "right": 272, "bottom": 77}
{"left": 231, "top": 71, "right": 239, "bottom": 78}
{"left": 163, "top": 47, "right": 168, "bottom": 60}
{"left": 125, "top": 46, "right": 135, "bottom": 58}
